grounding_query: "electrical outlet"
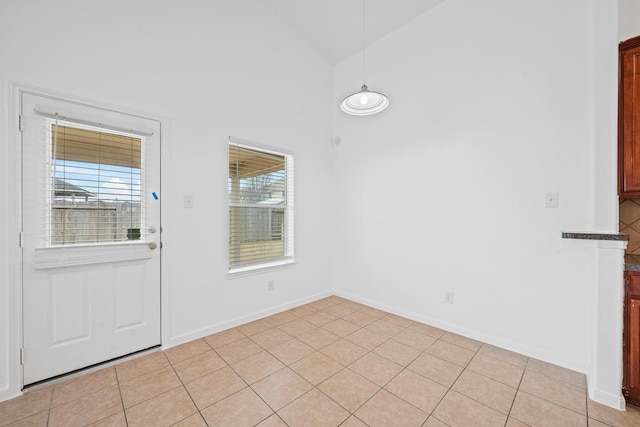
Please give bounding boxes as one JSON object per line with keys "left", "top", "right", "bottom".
{"left": 267, "top": 280, "right": 275, "bottom": 291}
{"left": 184, "top": 195, "right": 194, "bottom": 209}
{"left": 444, "top": 290, "right": 454, "bottom": 304}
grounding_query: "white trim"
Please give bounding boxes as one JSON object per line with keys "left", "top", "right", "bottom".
{"left": 227, "top": 138, "right": 295, "bottom": 273}
{"left": 229, "top": 203, "right": 285, "bottom": 209}
{"left": 229, "top": 136, "right": 294, "bottom": 157}
{"left": 1, "top": 82, "right": 24, "bottom": 403}
{"left": 19, "top": 88, "right": 163, "bottom": 131}
{"left": 227, "top": 259, "right": 296, "bottom": 279}
{"left": 2, "top": 82, "right": 167, "bottom": 403}
{"left": 589, "top": 389, "right": 627, "bottom": 411}
{"left": 33, "top": 243, "right": 153, "bottom": 270}
{"left": 590, "top": 240, "right": 626, "bottom": 410}
{"left": 597, "top": 240, "right": 628, "bottom": 250}
{"left": 165, "top": 290, "right": 331, "bottom": 348}
{"left": 333, "top": 290, "right": 591, "bottom": 374}
{"left": 33, "top": 107, "right": 154, "bottom": 137}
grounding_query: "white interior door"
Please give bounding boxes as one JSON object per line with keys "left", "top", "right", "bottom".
{"left": 21, "top": 92, "right": 161, "bottom": 385}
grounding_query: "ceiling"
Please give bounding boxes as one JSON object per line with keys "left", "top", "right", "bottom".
{"left": 254, "top": 0, "right": 447, "bottom": 65}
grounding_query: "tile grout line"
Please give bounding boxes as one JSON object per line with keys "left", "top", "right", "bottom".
{"left": 425, "top": 338, "right": 483, "bottom": 426}
{"left": 215, "top": 333, "right": 293, "bottom": 426}
{"left": 112, "top": 365, "right": 130, "bottom": 427}
{"left": 309, "top": 309, "right": 428, "bottom": 422}
{"left": 519, "top": 359, "right": 591, "bottom": 418}
{"left": 180, "top": 312, "right": 591, "bottom": 427}
{"left": 503, "top": 355, "right": 528, "bottom": 426}
{"left": 46, "top": 383, "right": 54, "bottom": 427}
{"left": 5, "top": 296, "right": 618, "bottom": 427}
{"left": 349, "top": 324, "right": 424, "bottom": 415}
{"left": 293, "top": 303, "right": 463, "bottom": 424}
{"left": 516, "top": 389, "right": 590, "bottom": 422}
{"left": 300, "top": 329, "right": 380, "bottom": 424}
{"left": 165, "top": 341, "right": 216, "bottom": 427}
{"left": 260, "top": 301, "right": 364, "bottom": 422}
{"left": 196, "top": 341, "right": 248, "bottom": 421}
{"left": 338, "top": 304, "right": 559, "bottom": 425}
{"left": 267, "top": 300, "right": 383, "bottom": 424}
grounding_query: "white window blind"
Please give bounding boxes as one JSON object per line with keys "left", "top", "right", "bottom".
{"left": 46, "top": 120, "right": 145, "bottom": 246}
{"left": 228, "top": 139, "right": 294, "bottom": 270}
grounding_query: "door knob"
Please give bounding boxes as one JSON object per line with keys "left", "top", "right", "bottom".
{"left": 148, "top": 242, "right": 157, "bottom": 250}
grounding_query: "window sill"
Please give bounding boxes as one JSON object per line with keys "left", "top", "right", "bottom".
{"left": 227, "top": 259, "right": 296, "bottom": 279}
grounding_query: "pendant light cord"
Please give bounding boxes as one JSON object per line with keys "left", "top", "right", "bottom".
{"left": 340, "top": 0, "right": 389, "bottom": 115}
{"left": 362, "top": 0, "right": 366, "bottom": 84}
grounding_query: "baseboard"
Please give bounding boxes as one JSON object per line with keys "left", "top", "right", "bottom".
{"left": 334, "top": 290, "right": 636, "bottom": 410}
{"left": 589, "top": 388, "right": 626, "bottom": 411}
{"left": 164, "top": 290, "right": 333, "bottom": 349}
{"left": 333, "top": 290, "right": 589, "bottom": 375}
{"left": 0, "top": 389, "right": 21, "bottom": 406}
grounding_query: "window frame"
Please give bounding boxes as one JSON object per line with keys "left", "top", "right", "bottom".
{"left": 227, "top": 137, "right": 295, "bottom": 277}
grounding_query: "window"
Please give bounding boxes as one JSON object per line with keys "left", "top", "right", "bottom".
{"left": 49, "top": 122, "right": 145, "bottom": 246}
{"left": 228, "top": 139, "right": 294, "bottom": 272}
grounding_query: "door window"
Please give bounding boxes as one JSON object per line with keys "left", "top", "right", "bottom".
{"left": 48, "top": 122, "right": 145, "bottom": 246}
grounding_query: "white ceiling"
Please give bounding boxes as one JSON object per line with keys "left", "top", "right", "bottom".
{"left": 254, "top": 0, "right": 448, "bottom": 65}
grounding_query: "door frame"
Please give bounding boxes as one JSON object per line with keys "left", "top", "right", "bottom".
{"left": 4, "top": 83, "right": 168, "bottom": 400}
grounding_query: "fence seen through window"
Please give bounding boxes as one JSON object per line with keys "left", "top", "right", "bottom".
{"left": 228, "top": 142, "right": 293, "bottom": 269}
{"left": 50, "top": 124, "right": 144, "bottom": 246}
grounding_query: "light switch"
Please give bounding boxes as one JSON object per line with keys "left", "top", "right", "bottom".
{"left": 184, "top": 195, "right": 194, "bottom": 208}
{"left": 545, "top": 192, "right": 558, "bottom": 208}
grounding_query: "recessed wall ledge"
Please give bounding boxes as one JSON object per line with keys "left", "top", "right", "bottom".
{"left": 561, "top": 231, "right": 629, "bottom": 241}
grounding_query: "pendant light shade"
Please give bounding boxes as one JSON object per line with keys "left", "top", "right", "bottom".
{"left": 341, "top": 0, "right": 389, "bottom": 116}
{"left": 341, "top": 84, "right": 389, "bottom": 116}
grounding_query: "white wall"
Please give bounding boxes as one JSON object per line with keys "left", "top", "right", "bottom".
{"left": 0, "top": 0, "right": 626, "bottom": 409}
{"left": 0, "top": 0, "right": 334, "bottom": 400}
{"left": 619, "top": 0, "right": 640, "bottom": 41}
{"left": 333, "top": 0, "right": 617, "bottom": 388}
{"left": 590, "top": 0, "right": 627, "bottom": 409}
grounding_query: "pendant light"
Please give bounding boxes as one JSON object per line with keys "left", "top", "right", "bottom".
{"left": 340, "top": 0, "right": 389, "bottom": 116}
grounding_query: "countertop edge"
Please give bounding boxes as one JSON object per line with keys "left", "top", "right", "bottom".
{"left": 561, "top": 232, "right": 629, "bottom": 241}
{"left": 625, "top": 263, "right": 640, "bottom": 272}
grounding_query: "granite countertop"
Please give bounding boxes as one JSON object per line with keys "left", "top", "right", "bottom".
{"left": 561, "top": 232, "right": 629, "bottom": 241}
{"left": 560, "top": 232, "right": 636, "bottom": 270}
{"left": 625, "top": 254, "right": 640, "bottom": 272}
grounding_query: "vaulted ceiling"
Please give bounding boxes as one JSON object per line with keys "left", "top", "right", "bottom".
{"left": 254, "top": 0, "right": 447, "bottom": 65}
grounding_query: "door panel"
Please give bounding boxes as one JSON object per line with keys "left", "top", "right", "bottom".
{"left": 619, "top": 39, "right": 640, "bottom": 197}
{"left": 21, "top": 92, "right": 161, "bottom": 385}
{"left": 631, "top": 298, "right": 640, "bottom": 390}
{"left": 50, "top": 270, "right": 91, "bottom": 346}
{"left": 115, "top": 263, "right": 147, "bottom": 329}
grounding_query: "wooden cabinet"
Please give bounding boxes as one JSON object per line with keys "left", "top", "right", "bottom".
{"left": 624, "top": 270, "right": 640, "bottom": 405}
{"left": 619, "top": 36, "right": 640, "bottom": 198}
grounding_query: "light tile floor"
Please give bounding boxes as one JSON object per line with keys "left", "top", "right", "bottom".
{"left": 2, "top": 296, "right": 640, "bottom": 426}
